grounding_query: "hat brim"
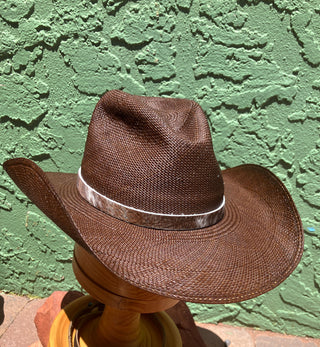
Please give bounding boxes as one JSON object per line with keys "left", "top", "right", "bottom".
{"left": 4, "top": 158, "right": 303, "bottom": 304}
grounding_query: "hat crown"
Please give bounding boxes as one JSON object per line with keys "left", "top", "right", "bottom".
{"left": 81, "top": 90, "right": 224, "bottom": 215}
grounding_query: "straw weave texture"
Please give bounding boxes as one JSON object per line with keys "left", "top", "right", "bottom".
{"left": 3, "top": 90, "right": 304, "bottom": 303}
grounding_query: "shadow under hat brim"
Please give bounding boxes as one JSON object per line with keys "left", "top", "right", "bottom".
{"left": 4, "top": 158, "right": 303, "bottom": 304}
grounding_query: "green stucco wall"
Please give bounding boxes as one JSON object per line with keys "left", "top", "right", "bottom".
{"left": 1, "top": 0, "right": 319, "bottom": 339}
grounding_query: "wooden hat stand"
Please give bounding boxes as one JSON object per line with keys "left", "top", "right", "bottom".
{"left": 48, "top": 243, "right": 181, "bottom": 346}
{"left": 47, "top": 243, "right": 226, "bottom": 346}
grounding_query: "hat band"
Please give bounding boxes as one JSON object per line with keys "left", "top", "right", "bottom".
{"left": 77, "top": 168, "right": 225, "bottom": 230}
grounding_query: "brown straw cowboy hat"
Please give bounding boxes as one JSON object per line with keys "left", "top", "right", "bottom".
{"left": 4, "top": 90, "right": 303, "bottom": 304}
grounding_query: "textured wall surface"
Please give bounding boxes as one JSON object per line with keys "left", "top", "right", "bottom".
{"left": 1, "top": 0, "right": 320, "bottom": 338}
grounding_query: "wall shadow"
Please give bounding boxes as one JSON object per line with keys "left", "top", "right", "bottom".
{"left": 0, "top": 295, "right": 4, "bottom": 326}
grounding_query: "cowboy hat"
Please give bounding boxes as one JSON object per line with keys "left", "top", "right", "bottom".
{"left": 4, "top": 90, "right": 303, "bottom": 304}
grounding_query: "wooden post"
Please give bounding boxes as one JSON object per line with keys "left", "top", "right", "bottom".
{"left": 48, "top": 244, "right": 182, "bottom": 346}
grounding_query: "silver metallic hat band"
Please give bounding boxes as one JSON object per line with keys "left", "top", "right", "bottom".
{"left": 76, "top": 168, "right": 225, "bottom": 230}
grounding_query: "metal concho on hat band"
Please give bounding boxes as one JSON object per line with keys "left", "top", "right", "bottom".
{"left": 76, "top": 168, "right": 225, "bottom": 230}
